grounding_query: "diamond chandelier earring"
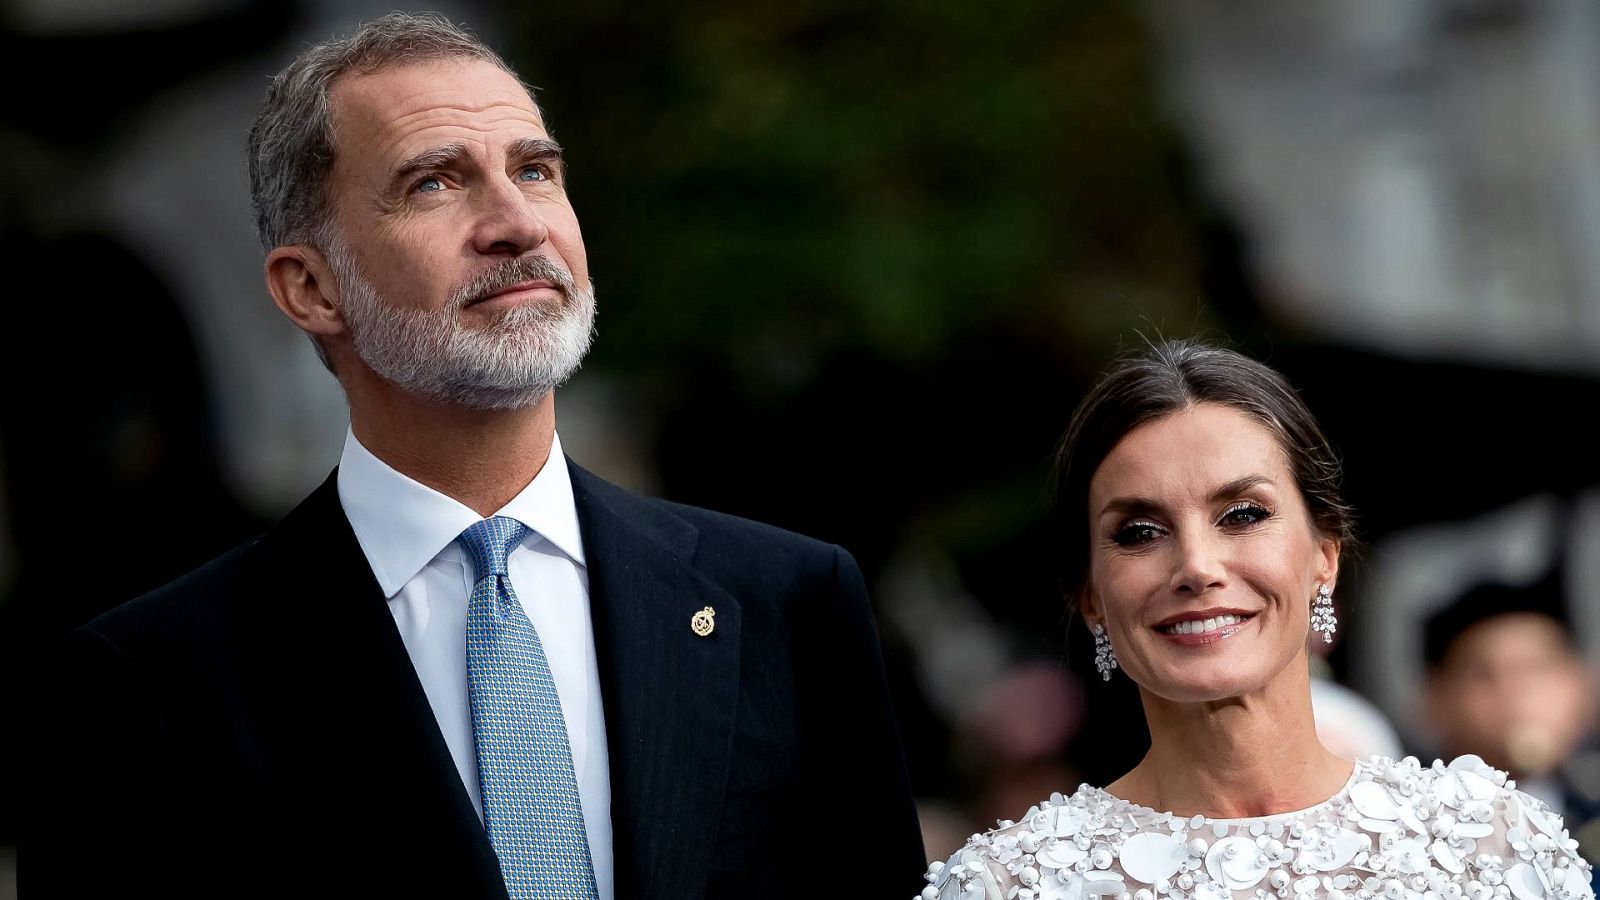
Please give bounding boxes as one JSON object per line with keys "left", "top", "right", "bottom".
{"left": 1092, "top": 623, "right": 1118, "bottom": 681}
{"left": 1310, "top": 583, "right": 1337, "bottom": 643}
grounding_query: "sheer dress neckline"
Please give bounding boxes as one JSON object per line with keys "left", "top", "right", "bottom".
{"left": 1096, "top": 761, "right": 1361, "bottom": 825}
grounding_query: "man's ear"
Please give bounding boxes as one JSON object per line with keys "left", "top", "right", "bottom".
{"left": 265, "top": 244, "right": 347, "bottom": 341}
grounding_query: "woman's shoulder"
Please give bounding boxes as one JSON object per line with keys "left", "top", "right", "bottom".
{"left": 916, "top": 756, "right": 1594, "bottom": 900}
{"left": 917, "top": 781, "right": 1170, "bottom": 899}
{"left": 1408, "top": 755, "right": 1592, "bottom": 881}
{"left": 1299, "top": 754, "right": 1591, "bottom": 900}
{"left": 1364, "top": 753, "right": 1569, "bottom": 837}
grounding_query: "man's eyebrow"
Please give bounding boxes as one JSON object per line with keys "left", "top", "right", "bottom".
{"left": 387, "top": 142, "right": 471, "bottom": 194}
{"left": 507, "top": 137, "right": 565, "bottom": 177}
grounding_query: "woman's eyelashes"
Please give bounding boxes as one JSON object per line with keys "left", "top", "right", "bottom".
{"left": 1111, "top": 519, "right": 1165, "bottom": 547}
{"left": 1218, "top": 501, "right": 1273, "bottom": 530}
{"left": 1109, "top": 502, "right": 1273, "bottom": 547}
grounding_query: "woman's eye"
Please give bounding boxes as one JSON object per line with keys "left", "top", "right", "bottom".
{"left": 414, "top": 176, "right": 444, "bottom": 193}
{"left": 1219, "top": 503, "right": 1271, "bottom": 528}
{"left": 1113, "top": 522, "right": 1164, "bottom": 546}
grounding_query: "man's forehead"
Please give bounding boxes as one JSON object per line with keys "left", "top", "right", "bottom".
{"left": 329, "top": 58, "right": 545, "bottom": 162}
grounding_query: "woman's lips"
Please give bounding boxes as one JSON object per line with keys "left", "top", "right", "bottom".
{"left": 1154, "top": 613, "right": 1256, "bottom": 646}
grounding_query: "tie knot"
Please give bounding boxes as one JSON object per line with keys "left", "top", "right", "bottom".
{"left": 457, "top": 517, "right": 531, "bottom": 581}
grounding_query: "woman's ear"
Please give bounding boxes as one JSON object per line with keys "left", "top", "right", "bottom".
{"left": 1078, "top": 582, "right": 1101, "bottom": 627}
{"left": 1317, "top": 537, "right": 1341, "bottom": 593}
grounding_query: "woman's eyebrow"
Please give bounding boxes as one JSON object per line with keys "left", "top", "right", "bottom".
{"left": 1208, "top": 474, "right": 1273, "bottom": 503}
{"left": 1098, "top": 475, "right": 1275, "bottom": 520}
{"left": 1099, "top": 495, "right": 1162, "bottom": 519}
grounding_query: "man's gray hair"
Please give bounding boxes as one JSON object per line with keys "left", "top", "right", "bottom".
{"left": 247, "top": 12, "right": 533, "bottom": 252}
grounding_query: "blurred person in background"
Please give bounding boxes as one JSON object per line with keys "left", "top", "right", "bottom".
{"left": 33, "top": 12, "right": 922, "bottom": 899}
{"left": 921, "top": 340, "right": 1595, "bottom": 900}
{"left": 1425, "top": 577, "right": 1600, "bottom": 869}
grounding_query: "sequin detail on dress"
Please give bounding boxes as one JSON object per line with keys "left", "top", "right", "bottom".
{"left": 920, "top": 756, "right": 1595, "bottom": 900}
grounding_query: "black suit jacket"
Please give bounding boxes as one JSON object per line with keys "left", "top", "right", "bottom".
{"left": 33, "top": 460, "right": 924, "bottom": 897}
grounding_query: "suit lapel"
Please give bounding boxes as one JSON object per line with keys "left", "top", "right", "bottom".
{"left": 569, "top": 462, "right": 743, "bottom": 900}
{"left": 262, "top": 474, "right": 508, "bottom": 895}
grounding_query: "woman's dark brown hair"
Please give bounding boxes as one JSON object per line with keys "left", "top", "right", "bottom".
{"left": 1052, "top": 339, "right": 1357, "bottom": 612}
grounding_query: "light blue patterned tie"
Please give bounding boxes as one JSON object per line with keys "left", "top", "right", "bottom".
{"left": 459, "top": 517, "right": 599, "bottom": 900}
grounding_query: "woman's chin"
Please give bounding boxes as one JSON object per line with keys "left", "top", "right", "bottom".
{"left": 1129, "top": 625, "right": 1283, "bottom": 703}
{"left": 1139, "top": 663, "right": 1268, "bottom": 704}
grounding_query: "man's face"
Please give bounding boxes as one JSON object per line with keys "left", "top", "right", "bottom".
{"left": 1428, "top": 613, "right": 1595, "bottom": 776}
{"left": 320, "top": 57, "right": 593, "bottom": 408}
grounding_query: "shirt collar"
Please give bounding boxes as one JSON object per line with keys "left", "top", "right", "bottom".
{"left": 337, "top": 429, "right": 586, "bottom": 598}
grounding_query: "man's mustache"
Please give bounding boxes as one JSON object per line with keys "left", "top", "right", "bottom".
{"left": 452, "top": 256, "right": 576, "bottom": 309}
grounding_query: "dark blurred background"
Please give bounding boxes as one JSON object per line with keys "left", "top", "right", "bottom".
{"left": 4, "top": 0, "right": 1599, "bottom": 893}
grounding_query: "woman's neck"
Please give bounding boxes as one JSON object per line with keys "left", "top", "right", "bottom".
{"left": 1106, "top": 664, "right": 1354, "bottom": 820}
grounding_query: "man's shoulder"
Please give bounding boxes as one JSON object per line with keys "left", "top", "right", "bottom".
{"left": 567, "top": 460, "right": 848, "bottom": 574}
{"left": 69, "top": 529, "right": 269, "bottom": 665}
{"left": 658, "top": 495, "right": 836, "bottom": 555}
{"left": 81, "top": 475, "right": 343, "bottom": 650}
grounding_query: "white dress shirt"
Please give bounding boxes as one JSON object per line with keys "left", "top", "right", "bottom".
{"left": 337, "top": 430, "right": 613, "bottom": 900}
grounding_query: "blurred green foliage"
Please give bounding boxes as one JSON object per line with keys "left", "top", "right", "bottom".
{"left": 508, "top": 0, "right": 1209, "bottom": 393}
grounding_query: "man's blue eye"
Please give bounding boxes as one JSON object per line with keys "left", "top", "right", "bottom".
{"left": 415, "top": 177, "right": 444, "bottom": 193}
{"left": 518, "top": 166, "right": 547, "bottom": 182}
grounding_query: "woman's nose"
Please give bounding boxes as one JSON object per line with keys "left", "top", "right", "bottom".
{"left": 1169, "top": 530, "right": 1227, "bottom": 596}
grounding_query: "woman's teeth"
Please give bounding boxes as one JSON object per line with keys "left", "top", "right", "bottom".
{"left": 1162, "top": 614, "right": 1247, "bottom": 635}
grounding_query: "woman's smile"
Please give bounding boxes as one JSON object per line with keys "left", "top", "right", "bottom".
{"left": 1154, "top": 610, "right": 1257, "bottom": 645}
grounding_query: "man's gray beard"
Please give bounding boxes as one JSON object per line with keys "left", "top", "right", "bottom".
{"left": 325, "top": 245, "right": 596, "bottom": 411}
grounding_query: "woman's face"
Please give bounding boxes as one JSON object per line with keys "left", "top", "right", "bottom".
{"left": 1084, "top": 402, "right": 1339, "bottom": 704}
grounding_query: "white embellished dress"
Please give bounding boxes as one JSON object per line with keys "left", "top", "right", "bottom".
{"left": 921, "top": 755, "right": 1595, "bottom": 900}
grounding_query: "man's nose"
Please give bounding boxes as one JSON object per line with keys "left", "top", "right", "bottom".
{"left": 469, "top": 176, "right": 549, "bottom": 256}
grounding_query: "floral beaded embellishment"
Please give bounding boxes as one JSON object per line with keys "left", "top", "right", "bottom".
{"left": 920, "top": 755, "right": 1596, "bottom": 900}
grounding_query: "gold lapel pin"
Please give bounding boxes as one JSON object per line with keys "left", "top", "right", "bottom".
{"left": 690, "top": 606, "right": 716, "bottom": 637}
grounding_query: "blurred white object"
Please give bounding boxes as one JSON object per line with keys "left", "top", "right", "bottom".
{"left": 1152, "top": 0, "right": 1600, "bottom": 374}
{"left": 1311, "top": 675, "right": 1404, "bottom": 761}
